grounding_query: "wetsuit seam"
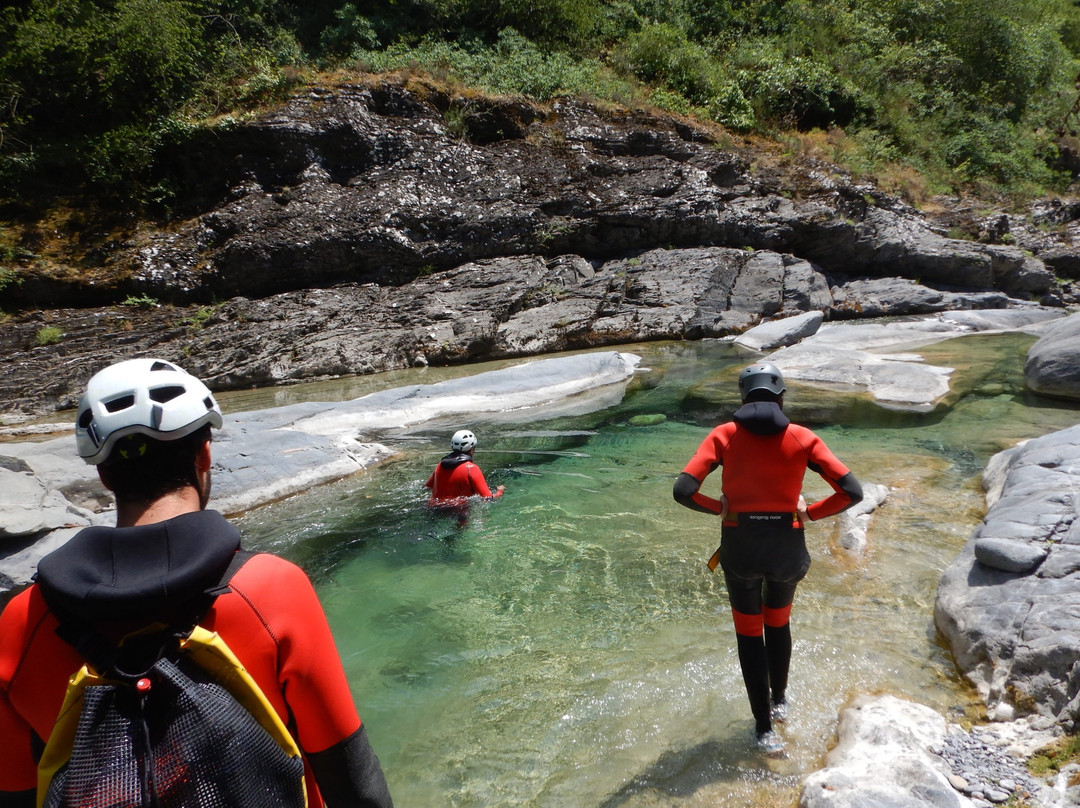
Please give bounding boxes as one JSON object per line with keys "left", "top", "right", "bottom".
{"left": 227, "top": 573, "right": 283, "bottom": 658}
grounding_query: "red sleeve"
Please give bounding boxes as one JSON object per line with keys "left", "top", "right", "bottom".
{"left": 424, "top": 470, "right": 435, "bottom": 490}
{"left": 793, "top": 426, "right": 853, "bottom": 520}
{"left": 207, "top": 555, "right": 362, "bottom": 755}
{"left": 681, "top": 425, "right": 730, "bottom": 482}
{"left": 0, "top": 591, "right": 39, "bottom": 793}
{"left": 680, "top": 425, "right": 732, "bottom": 513}
{"left": 467, "top": 463, "right": 496, "bottom": 498}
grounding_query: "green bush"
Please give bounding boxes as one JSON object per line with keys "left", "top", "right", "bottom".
{"left": 355, "top": 28, "right": 625, "bottom": 100}
{"left": 34, "top": 326, "right": 62, "bottom": 346}
{"left": 121, "top": 294, "right": 160, "bottom": 309}
{"left": 2, "top": 0, "right": 1080, "bottom": 204}
{"left": 612, "top": 22, "right": 721, "bottom": 106}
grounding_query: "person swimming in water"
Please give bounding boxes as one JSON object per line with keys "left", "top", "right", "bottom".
{"left": 425, "top": 429, "right": 504, "bottom": 524}
{"left": 673, "top": 362, "right": 863, "bottom": 755}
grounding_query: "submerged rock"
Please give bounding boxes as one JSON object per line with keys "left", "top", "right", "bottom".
{"left": 835, "top": 481, "right": 889, "bottom": 552}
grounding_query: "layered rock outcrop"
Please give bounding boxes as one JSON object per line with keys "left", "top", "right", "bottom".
{"left": 2, "top": 78, "right": 1075, "bottom": 420}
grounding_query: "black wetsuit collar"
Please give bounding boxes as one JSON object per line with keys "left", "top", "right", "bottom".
{"left": 733, "top": 401, "right": 790, "bottom": 435}
{"left": 440, "top": 451, "right": 472, "bottom": 470}
{"left": 36, "top": 510, "right": 241, "bottom": 623}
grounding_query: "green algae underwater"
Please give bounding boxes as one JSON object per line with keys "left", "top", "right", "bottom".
{"left": 232, "top": 335, "right": 1080, "bottom": 808}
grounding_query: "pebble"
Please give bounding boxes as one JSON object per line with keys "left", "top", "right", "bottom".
{"left": 933, "top": 728, "right": 1043, "bottom": 806}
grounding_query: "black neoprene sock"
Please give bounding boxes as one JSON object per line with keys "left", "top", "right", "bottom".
{"left": 764, "top": 622, "right": 792, "bottom": 705}
{"left": 735, "top": 633, "right": 772, "bottom": 734}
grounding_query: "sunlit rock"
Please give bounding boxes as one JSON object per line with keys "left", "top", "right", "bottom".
{"left": 799, "top": 694, "right": 965, "bottom": 808}
{"left": 1024, "top": 310, "right": 1080, "bottom": 401}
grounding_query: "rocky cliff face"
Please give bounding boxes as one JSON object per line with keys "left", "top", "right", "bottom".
{"left": 2, "top": 76, "right": 1078, "bottom": 417}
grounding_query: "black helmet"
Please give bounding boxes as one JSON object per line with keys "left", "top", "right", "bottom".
{"left": 738, "top": 362, "right": 786, "bottom": 402}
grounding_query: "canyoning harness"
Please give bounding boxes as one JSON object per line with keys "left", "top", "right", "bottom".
{"left": 37, "top": 553, "right": 307, "bottom": 808}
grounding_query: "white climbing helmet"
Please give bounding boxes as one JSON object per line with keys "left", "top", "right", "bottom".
{"left": 451, "top": 429, "right": 477, "bottom": 452}
{"left": 75, "top": 358, "right": 223, "bottom": 465}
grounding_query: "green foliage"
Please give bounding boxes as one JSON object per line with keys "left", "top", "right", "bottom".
{"left": 1028, "top": 733, "right": 1080, "bottom": 777}
{"left": 34, "top": 326, "right": 62, "bottom": 346}
{"left": 356, "top": 28, "right": 626, "bottom": 100}
{"left": 2, "top": 0, "right": 1080, "bottom": 204}
{"left": 0, "top": 265, "right": 20, "bottom": 289}
{"left": 0, "top": 0, "right": 304, "bottom": 201}
{"left": 183, "top": 305, "right": 216, "bottom": 328}
{"left": 121, "top": 294, "right": 160, "bottom": 308}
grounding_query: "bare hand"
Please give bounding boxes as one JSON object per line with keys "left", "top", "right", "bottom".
{"left": 718, "top": 494, "right": 729, "bottom": 519}
{"left": 797, "top": 495, "right": 810, "bottom": 524}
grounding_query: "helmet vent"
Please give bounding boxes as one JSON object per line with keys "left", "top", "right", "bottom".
{"left": 203, "top": 396, "right": 215, "bottom": 411}
{"left": 104, "top": 394, "right": 136, "bottom": 413}
{"left": 149, "top": 385, "right": 185, "bottom": 404}
{"left": 77, "top": 409, "right": 94, "bottom": 428}
{"left": 150, "top": 360, "right": 177, "bottom": 372}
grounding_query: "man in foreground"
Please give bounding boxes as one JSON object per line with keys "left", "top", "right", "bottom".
{"left": 0, "top": 358, "right": 393, "bottom": 807}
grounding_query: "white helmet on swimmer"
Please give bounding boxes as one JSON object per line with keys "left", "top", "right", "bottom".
{"left": 75, "top": 358, "right": 223, "bottom": 465}
{"left": 451, "top": 429, "right": 477, "bottom": 452}
{"left": 738, "top": 362, "right": 786, "bottom": 401}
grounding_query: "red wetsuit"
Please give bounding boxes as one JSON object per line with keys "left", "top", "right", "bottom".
{"left": 674, "top": 400, "right": 862, "bottom": 737}
{"left": 681, "top": 402, "right": 856, "bottom": 523}
{"left": 425, "top": 451, "right": 501, "bottom": 507}
{"left": 0, "top": 510, "right": 391, "bottom": 808}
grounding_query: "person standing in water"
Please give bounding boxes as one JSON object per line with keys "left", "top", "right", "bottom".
{"left": 425, "top": 429, "right": 504, "bottom": 522}
{"left": 673, "top": 362, "right": 862, "bottom": 754}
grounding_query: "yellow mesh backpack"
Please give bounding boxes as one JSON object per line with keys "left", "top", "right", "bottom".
{"left": 38, "top": 596, "right": 307, "bottom": 807}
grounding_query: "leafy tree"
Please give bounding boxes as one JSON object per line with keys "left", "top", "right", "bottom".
{"left": 0, "top": 0, "right": 302, "bottom": 201}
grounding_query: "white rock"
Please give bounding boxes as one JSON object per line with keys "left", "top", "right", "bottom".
{"left": 799, "top": 694, "right": 974, "bottom": 808}
{"left": 734, "top": 310, "right": 824, "bottom": 351}
{"left": 836, "top": 482, "right": 889, "bottom": 552}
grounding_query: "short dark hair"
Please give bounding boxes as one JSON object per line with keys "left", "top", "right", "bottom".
{"left": 100, "top": 424, "right": 212, "bottom": 503}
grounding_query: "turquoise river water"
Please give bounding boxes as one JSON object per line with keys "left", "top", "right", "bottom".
{"left": 228, "top": 335, "right": 1079, "bottom": 808}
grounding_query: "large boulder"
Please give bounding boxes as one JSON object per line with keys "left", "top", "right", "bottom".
{"left": 829, "top": 277, "right": 1011, "bottom": 319}
{"left": 734, "top": 310, "right": 824, "bottom": 351}
{"left": 934, "top": 424, "right": 1080, "bottom": 729}
{"left": 1024, "top": 310, "right": 1080, "bottom": 401}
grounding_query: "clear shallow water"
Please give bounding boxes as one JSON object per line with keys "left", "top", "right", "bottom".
{"left": 235, "top": 336, "right": 1080, "bottom": 808}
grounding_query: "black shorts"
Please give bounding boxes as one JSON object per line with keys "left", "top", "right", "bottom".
{"left": 718, "top": 512, "right": 810, "bottom": 584}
